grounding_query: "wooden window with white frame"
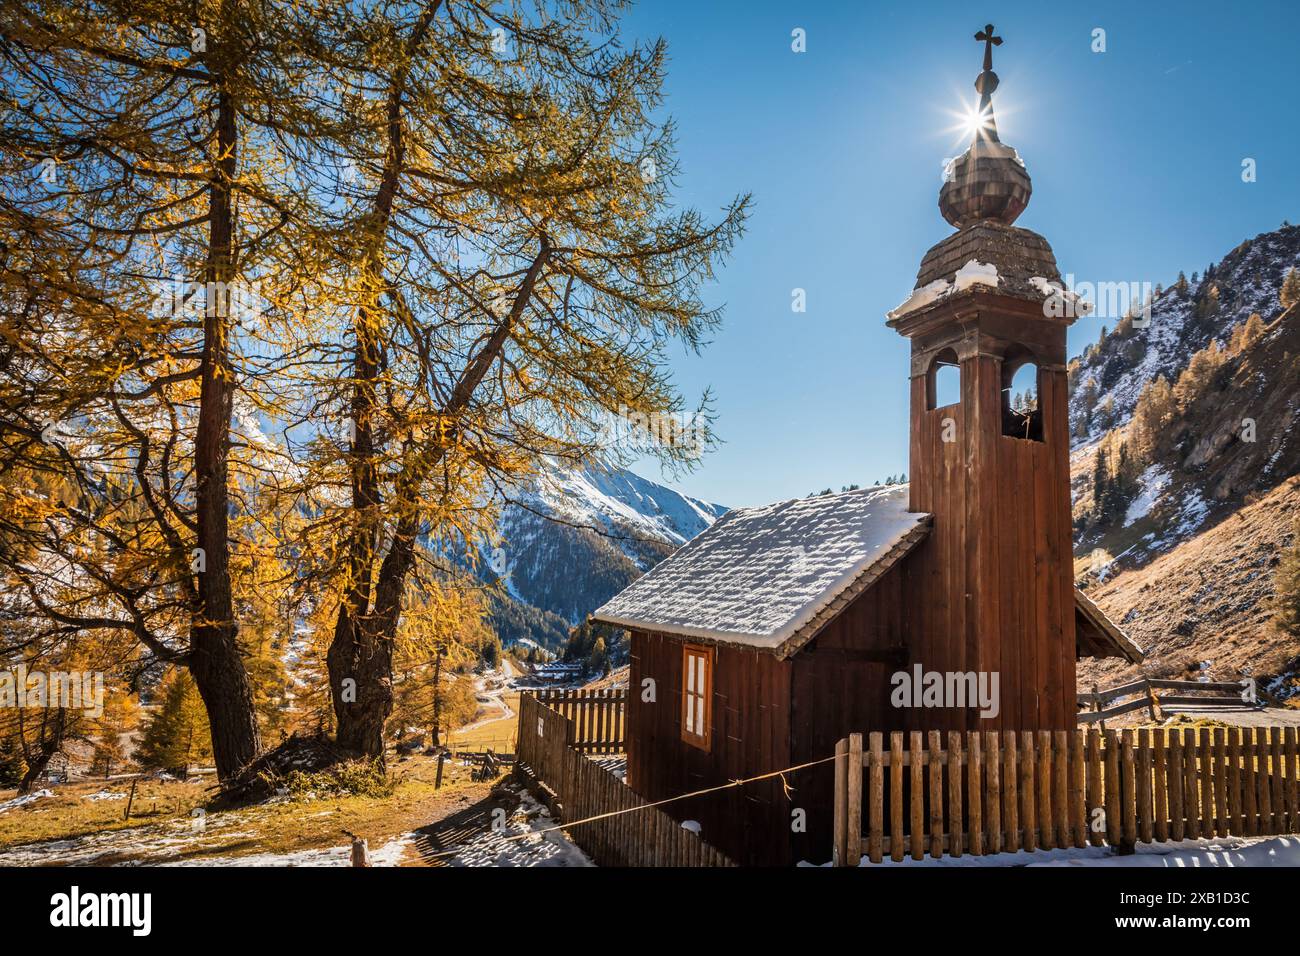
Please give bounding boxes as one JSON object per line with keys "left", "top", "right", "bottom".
{"left": 680, "top": 643, "right": 713, "bottom": 750}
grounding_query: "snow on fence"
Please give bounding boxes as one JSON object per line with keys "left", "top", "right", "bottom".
{"left": 532, "top": 688, "right": 626, "bottom": 754}
{"left": 1078, "top": 677, "right": 1253, "bottom": 724}
{"left": 516, "top": 693, "right": 735, "bottom": 866}
{"left": 832, "top": 726, "right": 1300, "bottom": 865}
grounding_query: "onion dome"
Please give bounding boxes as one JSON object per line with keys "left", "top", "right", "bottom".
{"left": 938, "top": 24, "right": 1032, "bottom": 229}
{"left": 888, "top": 26, "right": 1077, "bottom": 325}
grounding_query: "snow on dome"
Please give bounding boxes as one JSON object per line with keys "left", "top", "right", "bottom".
{"left": 952, "top": 259, "right": 999, "bottom": 291}
{"left": 592, "top": 484, "right": 930, "bottom": 656}
{"left": 886, "top": 278, "right": 951, "bottom": 321}
{"left": 887, "top": 260, "right": 999, "bottom": 321}
{"left": 1029, "top": 276, "right": 1092, "bottom": 317}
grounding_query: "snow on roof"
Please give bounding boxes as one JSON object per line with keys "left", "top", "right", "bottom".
{"left": 886, "top": 258, "right": 1000, "bottom": 320}
{"left": 592, "top": 484, "right": 930, "bottom": 657}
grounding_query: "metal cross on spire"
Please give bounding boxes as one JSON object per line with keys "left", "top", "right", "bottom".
{"left": 975, "top": 23, "right": 1002, "bottom": 72}
{"left": 971, "top": 23, "right": 1003, "bottom": 144}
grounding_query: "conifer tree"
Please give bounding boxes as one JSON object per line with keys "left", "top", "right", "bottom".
{"left": 1131, "top": 374, "right": 1173, "bottom": 463}
{"left": 0, "top": 736, "right": 26, "bottom": 788}
{"left": 91, "top": 688, "right": 140, "bottom": 779}
{"left": 1280, "top": 267, "right": 1300, "bottom": 311}
{"left": 0, "top": 0, "right": 350, "bottom": 779}
{"left": 136, "top": 670, "right": 213, "bottom": 778}
{"left": 304, "top": 0, "right": 748, "bottom": 757}
{"left": 1271, "top": 518, "right": 1300, "bottom": 638}
{"left": 1092, "top": 447, "right": 1110, "bottom": 520}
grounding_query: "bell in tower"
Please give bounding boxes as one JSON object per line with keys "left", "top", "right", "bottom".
{"left": 887, "top": 26, "right": 1086, "bottom": 732}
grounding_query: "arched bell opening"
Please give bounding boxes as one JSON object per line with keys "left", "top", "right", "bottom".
{"left": 1001, "top": 349, "right": 1043, "bottom": 441}
{"left": 927, "top": 348, "right": 961, "bottom": 410}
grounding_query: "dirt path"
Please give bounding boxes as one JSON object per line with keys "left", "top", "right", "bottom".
{"left": 408, "top": 782, "right": 591, "bottom": 867}
{"left": 453, "top": 664, "right": 519, "bottom": 741}
{"left": 1164, "top": 705, "right": 1300, "bottom": 727}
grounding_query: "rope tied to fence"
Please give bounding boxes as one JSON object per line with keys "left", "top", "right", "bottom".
{"left": 420, "top": 750, "right": 845, "bottom": 861}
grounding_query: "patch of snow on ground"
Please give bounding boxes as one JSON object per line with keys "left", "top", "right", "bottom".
{"left": 158, "top": 832, "right": 416, "bottom": 868}
{"left": 1, "top": 812, "right": 261, "bottom": 866}
{"left": 0, "top": 789, "right": 53, "bottom": 813}
{"left": 1123, "top": 464, "right": 1172, "bottom": 528}
{"left": 448, "top": 787, "right": 592, "bottom": 868}
{"left": 1171, "top": 488, "right": 1211, "bottom": 539}
{"left": 823, "top": 836, "right": 1300, "bottom": 868}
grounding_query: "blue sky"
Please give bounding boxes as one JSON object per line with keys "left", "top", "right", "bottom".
{"left": 616, "top": 0, "right": 1300, "bottom": 508}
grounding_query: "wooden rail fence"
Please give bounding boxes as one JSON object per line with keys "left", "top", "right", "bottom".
{"left": 533, "top": 688, "right": 626, "bottom": 753}
{"left": 1079, "top": 677, "right": 1254, "bottom": 724}
{"left": 516, "top": 693, "right": 734, "bottom": 866}
{"left": 832, "top": 726, "right": 1300, "bottom": 865}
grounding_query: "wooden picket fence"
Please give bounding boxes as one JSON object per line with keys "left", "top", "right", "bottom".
{"left": 532, "top": 688, "right": 626, "bottom": 753}
{"left": 516, "top": 693, "right": 735, "bottom": 866}
{"left": 832, "top": 726, "right": 1300, "bottom": 865}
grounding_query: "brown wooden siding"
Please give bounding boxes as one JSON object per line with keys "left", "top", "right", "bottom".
{"left": 906, "top": 341, "right": 1077, "bottom": 732}
{"left": 788, "top": 558, "right": 910, "bottom": 863}
{"left": 626, "top": 631, "right": 793, "bottom": 866}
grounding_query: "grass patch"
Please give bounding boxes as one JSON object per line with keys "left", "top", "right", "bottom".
{"left": 0, "top": 754, "right": 501, "bottom": 865}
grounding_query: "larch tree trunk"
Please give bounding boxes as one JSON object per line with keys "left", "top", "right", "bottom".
{"left": 326, "top": 3, "right": 440, "bottom": 759}
{"left": 431, "top": 647, "right": 444, "bottom": 748}
{"left": 16, "top": 708, "right": 64, "bottom": 794}
{"left": 187, "top": 52, "right": 262, "bottom": 782}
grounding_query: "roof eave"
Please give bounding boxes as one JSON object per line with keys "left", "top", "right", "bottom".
{"left": 1074, "top": 588, "right": 1145, "bottom": 664}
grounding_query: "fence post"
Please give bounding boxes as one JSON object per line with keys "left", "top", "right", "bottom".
{"left": 986, "top": 731, "right": 1002, "bottom": 854}
{"left": 890, "top": 732, "right": 905, "bottom": 862}
{"left": 948, "top": 731, "right": 964, "bottom": 857}
{"left": 847, "top": 732, "right": 863, "bottom": 867}
{"left": 968, "top": 731, "right": 983, "bottom": 856}
{"left": 1286, "top": 727, "right": 1298, "bottom": 833}
{"left": 868, "top": 732, "right": 883, "bottom": 864}
{"left": 910, "top": 731, "right": 925, "bottom": 860}
{"left": 833, "top": 737, "right": 848, "bottom": 866}
{"left": 928, "top": 731, "right": 944, "bottom": 858}
{"left": 1144, "top": 680, "right": 1164, "bottom": 722}
{"left": 1137, "top": 728, "right": 1153, "bottom": 844}
{"left": 1119, "top": 729, "right": 1136, "bottom": 853}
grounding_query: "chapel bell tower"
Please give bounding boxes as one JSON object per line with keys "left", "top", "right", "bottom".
{"left": 887, "top": 25, "right": 1082, "bottom": 731}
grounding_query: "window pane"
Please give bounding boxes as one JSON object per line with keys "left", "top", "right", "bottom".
{"left": 686, "top": 654, "right": 696, "bottom": 693}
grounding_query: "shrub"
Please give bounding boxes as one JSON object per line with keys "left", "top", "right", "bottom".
{"left": 282, "top": 758, "right": 394, "bottom": 800}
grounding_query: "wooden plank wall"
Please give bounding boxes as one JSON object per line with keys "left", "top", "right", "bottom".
{"left": 626, "top": 631, "right": 793, "bottom": 866}
{"left": 516, "top": 693, "right": 735, "bottom": 866}
{"left": 906, "top": 347, "right": 1077, "bottom": 734}
{"left": 833, "top": 726, "right": 1300, "bottom": 864}
{"left": 534, "top": 688, "right": 626, "bottom": 753}
{"left": 788, "top": 561, "right": 908, "bottom": 863}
